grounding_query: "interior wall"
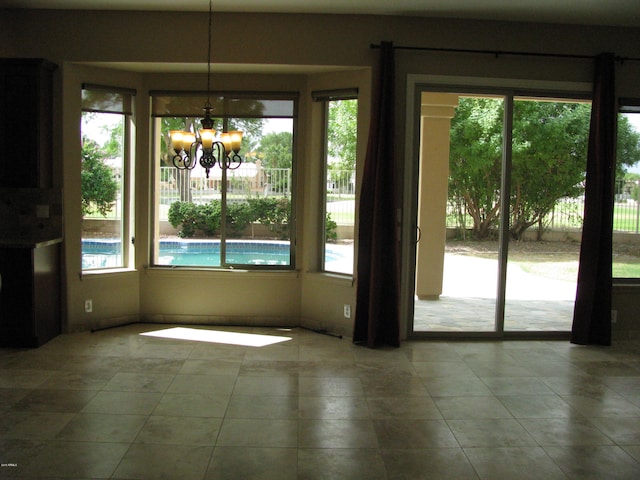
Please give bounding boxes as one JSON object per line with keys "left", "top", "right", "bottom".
{"left": 1, "top": 8, "right": 639, "bottom": 337}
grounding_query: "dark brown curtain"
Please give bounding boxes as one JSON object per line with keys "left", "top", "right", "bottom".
{"left": 571, "top": 52, "right": 617, "bottom": 346}
{"left": 353, "top": 41, "right": 400, "bottom": 348}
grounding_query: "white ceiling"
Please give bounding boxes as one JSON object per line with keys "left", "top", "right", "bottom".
{"left": 1, "top": 0, "right": 639, "bottom": 28}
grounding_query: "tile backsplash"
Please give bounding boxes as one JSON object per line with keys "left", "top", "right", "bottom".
{"left": 0, "top": 188, "right": 63, "bottom": 242}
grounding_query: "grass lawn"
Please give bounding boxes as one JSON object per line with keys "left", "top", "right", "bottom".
{"left": 447, "top": 239, "right": 640, "bottom": 281}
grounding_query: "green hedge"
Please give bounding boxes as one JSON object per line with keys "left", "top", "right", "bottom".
{"left": 168, "top": 198, "right": 290, "bottom": 239}
{"left": 168, "top": 198, "right": 337, "bottom": 241}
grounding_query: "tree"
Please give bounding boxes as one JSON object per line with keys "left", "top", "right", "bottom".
{"left": 449, "top": 97, "right": 503, "bottom": 239}
{"left": 327, "top": 99, "right": 358, "bottom": 191}
{"left": 255, "top": 131, "right": 292, "bottom": 169}
{"left": 448, "top": 97, "right": 640, "bottom": 240}
{"left": 327, "top": 99, "right": 358, "bottom": 171}
{"left": 509, "top": 101, "right": 591, "bottom": 239}
{"left": 81, "top": 137, "right": 119, "bottom": 216}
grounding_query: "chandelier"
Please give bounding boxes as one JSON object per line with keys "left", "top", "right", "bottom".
{"left": 170, "top": 0, "right": 243, "bottom": 178}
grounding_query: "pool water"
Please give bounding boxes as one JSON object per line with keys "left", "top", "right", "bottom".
{"left": 82, "top": 239, "right": 292, "bottom": 269}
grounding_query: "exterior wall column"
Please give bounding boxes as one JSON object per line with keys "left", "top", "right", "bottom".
{"left": 415, "top": 92, "right": 459, "bottom": 300}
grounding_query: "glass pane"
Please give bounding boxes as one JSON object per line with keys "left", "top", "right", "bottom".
{"left": 154, "top": 113, "right": 295, "bottom": 268}
{"left": 414, "top": 93, "right": 503, "bottom": 333}
{"left": 613, "top": 111, "right": 640, "bottom": 279}
{"left": 156, "top": 116, "right": 222, "bottom": 267}
{"left": 504, "top": 98, "right": 591, "bottom": 331}
{"left": 324, "top": 98, "right": 357, "bottom": 275}
{"left": 225, "top": 117, "right": 293, "bottom": 267}
{"left": 81, "top": 111, "right": 125, "bottom": 270}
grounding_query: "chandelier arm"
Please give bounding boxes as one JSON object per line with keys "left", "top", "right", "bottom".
{"left": 227, "top": 152, "right": 243, "bottom": 169}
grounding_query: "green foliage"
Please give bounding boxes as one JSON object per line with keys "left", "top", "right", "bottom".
{"left": 255, "top": 131, "right": 293, "bottom": 169}
{"left": 325, "top": 213, "right": 338, "bottom": 242}
{"left": 168, "top": 201, "right": 201, "bottom": 238}
{"left": 81, "top": 137, "right": 119, "bottom": 217}
{"left": 168, "top": 198, "right": 291, "bottom": 239}
{"left": 449, "top": 98, "right": 640, "bottom": 240}
{"left": 449, "top": 98, "right": 504, "bottom": 239}
{"left": 248, "top": 197, "right": 291, "bottom": 239}
{"left": 327, "top": 99, "right": 358, "bottom": 171}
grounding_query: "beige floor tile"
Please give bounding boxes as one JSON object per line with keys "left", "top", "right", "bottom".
{"left": 167, "top": 374, "right": 237, "bottom": 395}
{"left": 233, "top": 375, "right": 298, "bottom": 396}
{"left": 299, "top": 419, "right": 378, "bottom": 448}
{"left": 22, "top": 440, "right": 129, "bottom": 478}
{"left": 298, "top": 396, "right": 370, "bottom": 419}
{"left": 206, "top": 447, "right": 297, "bottom": 480}
{"left": 298, "top": 448, "right": 387, "bottom": 480}
{"left": 497, "top": 394, "right": 574, "bottom": 418}
{"left": 519, "top": 417, "right": 615, "bottom": 446}
{"left": 226, "top": 394, "right": 298, "bottom": 419}
{"left": 135, "top": 415, "right": 222, "bottom": 445}
{"left": 544, "top": 445, "right": 640, "bottom": 479}
{"left": 434, "top": 395, "right": 513, "bottom": 419}
{"left": 56, "top": 413, "right": 147, "bottom": 443}
{"left": 102, "top": 372, "right": 175, "bottom": 393}
{"left": 153, "top": 392, "right": 230, "bottom": 417}
{"left": 373, "top": 419, "right": 459, "bottom": 449}
{"left": 464, "top": 446, "right": 568, "bottom": 479}
{"left": 367, "top": 396, "right": 443, "bottom": 419}
{"left": 81, "top": 391, "right": 163, "bottom": 415}
{"left": 112, "top": 443, "right": 213, "bottom": 480}
{"left": 382, "top": 447, "right": 479, "bottom": 480}
{"left": 0, "top": 411, "right": 74, "bottom": 440}
{"left": 217, "top": 418, "right": 298, "bottom": 447}
{"left": 448, "top": 418, "right": 537, "bottom": 447}
{"left": 298, "top": 376, "right": 364, "bottom": 396}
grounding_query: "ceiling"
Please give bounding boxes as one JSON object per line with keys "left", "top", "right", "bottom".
{"left": 1, "top": 0, "right": 639, "bottom": 28}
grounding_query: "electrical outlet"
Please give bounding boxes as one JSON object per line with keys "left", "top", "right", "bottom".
{"left": 84, "top": 299, "right": 93, "bottom": 313}
{"left": 343, "top": 304, "right": 351, "bottom": 319}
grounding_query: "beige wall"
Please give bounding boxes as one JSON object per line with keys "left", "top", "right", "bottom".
{"left": 1, "top": 8, "right": 639, "bottom": 338}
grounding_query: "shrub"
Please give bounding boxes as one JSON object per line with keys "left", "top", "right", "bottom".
{"left": 325, "top": 213, "right": 338, "bottom": 242}
{"left": 168, "top": 198, "right": 293, "bottom": 239}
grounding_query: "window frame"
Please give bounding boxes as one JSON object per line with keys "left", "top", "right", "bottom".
{"left": 613, "top": 98, "right": 640, "bottom": 284}
{"left": 313, "top": 89, "right": 359, "bottom": 276}
{"left": 80, "top": 84, "right": 135, "bottom": 272}
{"left": 150, "top": 91, "right": 299, "bottom": 271}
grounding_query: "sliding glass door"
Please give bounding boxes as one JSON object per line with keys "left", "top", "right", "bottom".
{"left": 411, "top": 87, "right": 590, "bottom": 337}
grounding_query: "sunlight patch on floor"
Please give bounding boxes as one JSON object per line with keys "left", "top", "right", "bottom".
{"left": 140, "top": 327, "right": 292, "bottom": 347}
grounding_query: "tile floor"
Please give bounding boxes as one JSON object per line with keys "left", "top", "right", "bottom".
{"left": 1, "top": 323, "right": 640, "bottom": 479}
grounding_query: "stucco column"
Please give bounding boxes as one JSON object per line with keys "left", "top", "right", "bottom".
{"left": 415, "top": 92, "right": 459, "bottom": 300}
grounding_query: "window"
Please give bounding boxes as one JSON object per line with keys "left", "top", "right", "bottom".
{"left": 614, "top": 100, "right": 640, "bottom": 280}
{"left": 151, "top": 92, "right": 297, "bottom": 269}
{"left": 81, "top": 85, "right": 134, "bottom": 270}
{"left": 314, "top": 91, "right": 358, "bottom": 275}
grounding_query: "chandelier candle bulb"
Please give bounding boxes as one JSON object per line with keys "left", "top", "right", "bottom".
{"left": 170, "top": 130, "right": 185, "bottom": 152}
{"left": 199, "top": 129, "right": 216, "bottom": 149}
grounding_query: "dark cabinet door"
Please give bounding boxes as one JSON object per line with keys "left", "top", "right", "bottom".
{"left": 0, "top": 59, "right": 56, "bottom": 188}
{"left": 0, "top": 244, "right": 61, "bottom": 347}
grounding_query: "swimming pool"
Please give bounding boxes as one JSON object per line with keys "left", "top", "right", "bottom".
{"left": 82, "top": 239, "right": 348, "bottom": 270}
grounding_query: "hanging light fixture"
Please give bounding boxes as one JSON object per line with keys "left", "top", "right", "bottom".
{"left": 170, "top": 0, "right": 243, "bottom": 178}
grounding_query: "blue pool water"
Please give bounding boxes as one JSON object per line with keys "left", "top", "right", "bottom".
{"left": 82, "top": 239, "right": 345, "bottom": 269}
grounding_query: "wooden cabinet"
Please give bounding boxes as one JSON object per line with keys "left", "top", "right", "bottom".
{"left": 0, "top": 242, "right": 62, "bottom": 347}
{"left": 0, "top": 58, "right": 56, "bottom": 188}
{"left": 0, "top": 59, "right": 61, "bottom": 347}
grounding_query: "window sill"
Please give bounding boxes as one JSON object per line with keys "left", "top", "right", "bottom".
{"left": 81, "top": 267, "right": 137, "bottom": 279}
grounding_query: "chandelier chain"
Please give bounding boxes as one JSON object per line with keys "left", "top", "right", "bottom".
{"left": 206, "top": 0, "right": 213, "bottom": 108}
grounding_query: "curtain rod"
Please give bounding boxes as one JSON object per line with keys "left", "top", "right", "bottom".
{"left": 370, "top": 43, "right": 640, "bottom": 63}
